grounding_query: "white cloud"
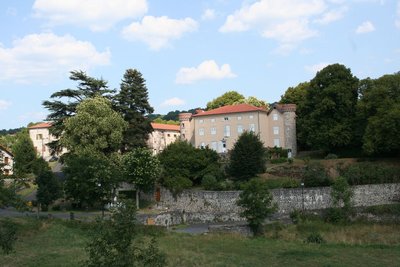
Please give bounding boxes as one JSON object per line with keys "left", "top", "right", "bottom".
{"left": 121, "top": 16, "right": 198, "bottom": 50}
{"left": 202, "top": 9, "right": 216, "bottom": 20}
{"left": 219, "top": 0, "right": 327, "bottom": 51}
{"left": 356, "top": 21, "right": 375, "bottom": 34}
{"left": 33, "top": 0, "right": 148, "bottom": 31}
{"left": 0, "top": 33, "right": 110, "bottom": 83}
{"left": 314, "top": 6, "right": 348, "bottom": 24}
{"left": 0, "top": 100, "right": 12, "bottom": 110}
{"left": 160, "top": 97, "right": 185, "bottom": 107}
{"left": 176, "top": 60, "right": 236, "bottom": 84}
{"left": 305, "top": 62, "right": 330, "bottom": 74}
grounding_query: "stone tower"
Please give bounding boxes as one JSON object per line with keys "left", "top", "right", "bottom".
{"left": 178, "top": 113, "right": 194, "bottom": 145}
{"left": 281, "top": 104, "right": 297, "bottom": 157}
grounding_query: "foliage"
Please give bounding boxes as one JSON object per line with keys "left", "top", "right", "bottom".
{"left": 63, "top": 151, "right": 120, "bottom": 207}
{"left": 331, "top": 176, "right": 353, "bottom": 210}
{"left": 340, "top": 162, "right": 400, "bottom": 185}
{"left": 84, "top": 200, "right": 166, "bottom": 267}
{"left": 269, "top": 158, "right": 287, "bottom": 164}
{"left": 43, "top": 70, "right": 114, "bottom": 153}
{"left": 0, "top": 219, "right": 17, "bottom": 254}
{"left": 61, "top": 96, "right": 127, "bottom": 155}
{"left": 152, "top": 118, "right": 180, "bottom": 125}
{"left": 36, "top": 169, "right": 62, "bottom": 210}
{"left": 364, "top": 204, "right": 400, "bottom": 216}
{"left": 234, "top": 96, "right": 269, "bottom": 108}
{"left": 237, "top": 179, "right": 278, "bottom": 235}
{"left": 324, "top": 153, "right": 338, "bottom": 160}
{"left": 201, "top": 174, "right": 218, "bottom": 190}
{"left": 266, "top": 146, "right": 288, "bottom": 159}
{"left": 227, "top": 131, "right": 266, "bottom": 181}
{"left": 158, "top": 141, "right": 221, "bottom": 192}
{"left": 298, "top": 64, "right": 359, "bottom": 151}
{"left": 357, "top": 73, "right": 400, "bottom": 155}
{"left": 122, "top": 147, "right": 160, "bottom": 208}
{"left": 206, "top": 91, "right": 245, "bottom": 110}
{"left": 302, "top": 162, "right": 332, "bottom": 187}
{"left": 305, "top": 232, "right": 326, "bottom": 244}
{"left": 0, "top": 134, "right": 18, "bottom": 151}
{"left": 264, "top": 178, "right": 300, "bottom": 189}
{"left": 114, "top": 69, "right": 154, "bottom": 151}
{"left": 12, "top": 131, "right": 37, "bottom": 177}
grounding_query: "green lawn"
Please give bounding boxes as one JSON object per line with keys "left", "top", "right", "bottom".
{"left": 0, "top": 218, "right": 399, "bottom": 267}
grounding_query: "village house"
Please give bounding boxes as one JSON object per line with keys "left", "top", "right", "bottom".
{"left": 0, "top": 144, "right": 14, "bottom": 176}
{"left": 28, "top": 122, "right": 61, "bottom": 161}
{"left": 179, "top": 103, "right": 297, "bottom": 156}
{"left": 147, "top": 123, "right": 180, "bottom": 155}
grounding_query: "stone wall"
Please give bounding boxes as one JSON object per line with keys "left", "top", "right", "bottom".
{"left": 149, "top": 183, "right": 400, "bottom": 225}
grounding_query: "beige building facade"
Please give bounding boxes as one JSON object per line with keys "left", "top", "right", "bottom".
{"left": 0, "top": 145, "right": 13, "bottom": 176}
{"left": 147, "top": 123, "right": 180, "bottom": 154}
{"left": 179, "top": 103, "right": 297, "bottom": 156}
{"left": 28, "top": 122, "right": 62, "bottom": 160}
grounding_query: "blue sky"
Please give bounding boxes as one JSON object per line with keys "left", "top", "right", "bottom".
{"left": 0, "top": 0, "right": 399, "bottom": 129}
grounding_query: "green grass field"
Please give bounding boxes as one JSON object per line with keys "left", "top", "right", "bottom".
{"left": 0, "top": 217, "right": 399, "bottom": 267}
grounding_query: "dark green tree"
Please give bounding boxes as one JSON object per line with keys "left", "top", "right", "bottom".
{"left": 114, "top": 69, "right": 154, "bottom": 152}
{"left": 357, "top": 73, "right": 400, "bottom": 155}
{"left": 237, "top": 179, "right": 277, "bottom": 235}
{"left": 12, "top": 131, "right": 37, "bottom": 177}
{"left": 43, "top": 70, "right": 114, "bottom": 153}
{"left": 36, "top": 170, "right": 62, "bottom": 211}
{"left": 158, "top": 141, "right": 221, "bottom": 194}
{"left": 206, "top": 91, "right": 245, "bottom": 110}
{"left": 299, "top": 64, "right": 359, "bottom": 151}
{"left": 122, "top": 148, "right": 160, "bottom": 209}
{"left": 227, "top": 131, "right": 266, "bottom": 181}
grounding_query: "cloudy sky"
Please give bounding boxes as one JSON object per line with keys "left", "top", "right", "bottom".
{"left": 0, "top": 0, "right": 399, "bottom": 129}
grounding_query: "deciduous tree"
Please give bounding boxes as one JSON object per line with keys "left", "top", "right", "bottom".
{"left": 12, "top": 131, "right": 37, "bottom": 177}
{"left": 206, "top": 91, "right": 245, "bottom": 110}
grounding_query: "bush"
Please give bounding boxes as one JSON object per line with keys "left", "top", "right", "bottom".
{"left": 324, "top": 207, "right": 349, "bottom": 224}
{"left": 270, "top": 158, "right": 287, "bottom": 164}
{"left": 324, "top": 153, "right": 338, "bottom": 160}
{"left": 287, "top": 158, "right": 294, "bottom": 164}
{"left": 305, "top": 232, "right": 325, "bottom": 244}
{"left": 303, "top": 162, "right": 332, "bottom": 187}
{"left": 340, "top": 163, "right": 400, "bottom": 185}
{"left": 264, "top": 178, "right": 300, "bottom": 189}
{"left": 163, "top": 176, "right": 192, "bottom": 196}
{"left": 0, "top": 219, "right": 18, "bottom": 254}
{"left": 201, "top": 175, "right": 218, "bottom": 190}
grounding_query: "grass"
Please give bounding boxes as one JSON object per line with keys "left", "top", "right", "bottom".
{"left": 0, "top": 217, "right": 399, "bottom": 267}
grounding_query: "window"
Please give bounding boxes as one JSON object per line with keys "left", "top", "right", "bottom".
{"left": 199, "top": 119, "right": 204, "bottom": 124}
{"left": 181, "top": 123, "right": 185, "bottom": 128}
{"left": 211, "top": 118, "right": 215, "bottom": 123}
{"left": 274, "top": 138, "right": 280, "bottom": 147}
{"left": 36, "top": 134, "right": 43, "bottom": 140}
{"left": 237, "top": 125, "right": 243, "bottom": 134}
{"left": 199, "top": 128, "right": 204, "bottom": 136}
{"left": 224, "top": 117, "right": 229, "bottom": 121}
{"left": 211, "top": 127, "right": 216, "bottom": 135}
{"left": 273, "top": 114, "right": 278, "bottom": 121}
{"left": 174, "top": 134, "right": 177, "bottom": 137}
{"left": 211, "top": 141, "right": 218, "bottom": 151}
{"left": 273, "top": 127, "right": 279, "bottom": 135}
{"left": 4, "top": 157, "right": 9, "bottom": 165}
{"left": 224, "top": 125, "right": 231, "bottom": 137}
{"left": 237, "top": 116, "right": 242, "bottom": 120}
{"left": 167, "top": 134, "right": 170, "bottom": 137}
{"left": 249, "top": 124, "right": 255, "bottom": 132}
{"left": 249, "top": 115, "right": 254, "bottom": 119}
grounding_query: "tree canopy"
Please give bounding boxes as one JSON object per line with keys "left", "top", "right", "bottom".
{"left": 206, "top": 91, "right": 245, "bottom": 110}
{"left": 114, "top": 69, "right": 154, "bottom": 151}
{"left": 12, "top": 131, "right": 37, "bottom": 177}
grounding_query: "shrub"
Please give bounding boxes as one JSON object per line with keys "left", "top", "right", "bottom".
{"left": 162, "top": 176, "right": 192, "bottom": 196}
{"left": 287, "top": 158, "right": 294, "bottom": 164}
{"left": 201, "top": 175, "right": 218, "bottom": 190}
{"left": 324, "top": 153, "right": 338, "bottom": 160}
{"left": 303, "top": 162, "right": 332, "bottom": 187}
{"left": 290, "top": 210, "right": 302, "bottom": 224}
{"left": 340, "top": 163, "right": 400, "bottom": 185}
{"left": 305, "top": 232, "right": 325, "bottom": 244}
{"left": 270, "top": 158, "right": 287, "bottom": 164}
{"left": 0, "top": 219, "right": 18, "bottom": 254}
{"left": 324, "top": 207, "right": 349, "bottom": 223}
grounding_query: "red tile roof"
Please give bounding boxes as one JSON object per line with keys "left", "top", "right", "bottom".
{"left": 192, "top": 103, "right": 266, "bottom": 117}
{"left": 28, "top": 122, "right": 52, "bottom": 129}
{"left": 151, "top": 123, "right": 180, "bottom": 132}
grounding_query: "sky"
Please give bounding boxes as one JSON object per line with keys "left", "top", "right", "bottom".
{"left": 0, "top": 0, "right": 399, "bottom": 129}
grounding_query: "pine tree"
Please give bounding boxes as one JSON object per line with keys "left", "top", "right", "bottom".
{"left": 115, "top": 69, "right": 154, "bottom": 152}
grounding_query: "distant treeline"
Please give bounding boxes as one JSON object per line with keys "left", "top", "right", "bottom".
{"left": 0, "top": 127, "right": 23, "bottom": 136}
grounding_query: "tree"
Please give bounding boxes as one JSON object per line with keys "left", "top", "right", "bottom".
{"left": 61, "top": 96, "right": 127, "bottom": 155}
{"left": 358, "top": 73, "right": 400, "bottom": 155}
{"left": 158, "top": 141, "right": 221, "bottom": 194}
{"left": 35, "top": 159, "right": 62, "bottom": 210}
{"left": 327, "top": 176, "right": 354, "bottom": 223}
{"left": 114, "top": 69, "right": 154, "bottom": 152}
{"left": 12, "top": 131, "right": 37, "bottom": 177}
{"left": 299, "top": 64, "right": 359, "bottom": 151}
{"left": 43, "top": 70, "right": 114, "bottom": 153}
{"left": 237, "top": 179, "right": 277, "bottom": 236}
{"left": 122, "top": 148, "right": 160, "bottom": 209}
{"left": 206, "top": 91, "right": 245, "bottom": 110}
{"left": 84, "top": 199, "right": 166, "bottom": 267}
{"left": 227, "top": 131, "right": 266, "bottom": 181}
{"left": 61, "top": 97, "right": 127, "bottom": 207}
{"left": 234, "top": 96, "right": 268, "bottom": 108}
